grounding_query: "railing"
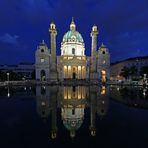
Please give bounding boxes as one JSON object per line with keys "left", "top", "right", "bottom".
{"left": 0, "top": 80, "right": 36, "bottom": 86}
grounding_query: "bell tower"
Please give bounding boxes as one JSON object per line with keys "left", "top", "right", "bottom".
{"left": 49, "top": 22, "right": 58, "bottom": 81}
{"left": 97, "top": 43, "right": 110, "bottom": 82}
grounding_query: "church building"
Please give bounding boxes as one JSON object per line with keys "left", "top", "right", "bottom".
{"left": 35, "top": 18, "right": 110, "bottom": 82}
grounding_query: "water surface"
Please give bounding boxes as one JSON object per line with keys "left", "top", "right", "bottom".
{"left": 0, "top": 85, "right": 148, "bottom": 147}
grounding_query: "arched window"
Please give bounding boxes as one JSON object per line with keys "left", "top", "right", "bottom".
{"left": 72, "top": 108, "right": 75, "bottom": 115}
{"left": 102, "top": 51, "right": 105, "bottom": 54}
{"left": 41, "top": 49, "right": 44, "bottom": 53}
{"left": 72, "top": 48, "right": 75, "bottom": 55}
{"left": 73, "top": 67, "right": 76, "bottom": 71}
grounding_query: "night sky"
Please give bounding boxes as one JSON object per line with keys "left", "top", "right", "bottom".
{"left": 0, "top": 0, "right": 148, "bottom": 64}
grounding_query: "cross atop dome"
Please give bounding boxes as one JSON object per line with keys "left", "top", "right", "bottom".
{"left": 70, "top": 17, "right": 76, "bottom": 31}
{"left": 42, "top": 40, "right": 45, "bottom": 44}
{"left": 72, "top": 17, "right": 74, "bottom": 23}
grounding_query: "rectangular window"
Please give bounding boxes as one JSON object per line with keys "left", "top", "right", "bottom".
{"left": 72, "top": 109, "right": 75, "bottom": 115}
{"left": 72, "top": 48, "right": 75, "bottom": 55}
{"left": 77, "top": 57, "right": 81, "bottom": 60}
{"left": 68, "top": 57, "right": 73, "bottom": 60}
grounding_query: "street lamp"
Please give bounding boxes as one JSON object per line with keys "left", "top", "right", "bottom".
{"left": 144, "top": 74, "right": 147, "bottom": 80}
{"left": 7, "top": 72, "right": 10, "bottom": 83}
{"left": 143, "top": 74, "right": 147, "bottom": 85}
{"left": 22, "top": 76, "right": 26, "bottom": 81}
{"left": 7, "top": 87, "right": 10, "bottom": 97}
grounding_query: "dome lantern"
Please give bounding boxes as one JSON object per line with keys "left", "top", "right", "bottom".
{"left": 70, "top": 17, "right": 76, "bottom": 31}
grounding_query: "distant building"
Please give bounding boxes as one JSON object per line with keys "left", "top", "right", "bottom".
{"left": 35, "top": 18, "right": 110, "bottom": 82}
{"left": 0, "top": 63, "right": 35, "bottom": 79}
{"left": 111, "top": 56, "right": 148, "bottom": 81}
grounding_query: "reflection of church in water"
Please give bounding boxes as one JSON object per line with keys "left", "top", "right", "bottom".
{"left": 36, "top": 85, "right": 109, "bottom": 139}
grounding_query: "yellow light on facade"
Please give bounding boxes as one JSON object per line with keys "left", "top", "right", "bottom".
{"left": 101, "top": 86, "right": 106, "bottom": 94}
{"left": 102, "top": 70, "right": 106, "bottom": 75}
{"left": 68, "top": 57, "right": 73, "bottom": 60}
{"left": 78, "top": 66, "right": 81, "bottom": 71}
{"left": 78, "top": 94, "right": 81, "bottom": 99}
{"left": 68, "top": 93, "right": 71, "bottom": 99}
{"left": 64, "top": 95, "right": 67, "bottom": 99}
{"left": 64, "top": 57, "right": 67, "bottom": 59}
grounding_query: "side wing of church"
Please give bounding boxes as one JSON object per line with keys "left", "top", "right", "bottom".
{"left": 35, "top": 19, "right": 110, "bottom": 82}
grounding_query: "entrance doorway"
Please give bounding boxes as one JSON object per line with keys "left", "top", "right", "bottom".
{"left": 72, "top": 67, "right": 77, "bottom": 79}
{"left": 40, "top": 70, "right": 46, "bottom": 81}
{"left": 72, "top": 72, "right": 76, "bottom": 79}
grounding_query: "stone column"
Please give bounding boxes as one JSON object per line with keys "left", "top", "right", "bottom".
{"left": 80, "top": 66, "right": 82, "bottom": 79}
{"left": 90, "top": 25, "right": 98, "bottom": 80}
{"left": 89, "top": 86, "right": 97, "bottom": 137}
{"left": 50, "top": 87, "right": 58, "bottom": 139}
{"left": 67, "top": 66, "right": 68, "bottom": 79}
{"left": 49, "top": 22, "right": 58, "bottom": 81}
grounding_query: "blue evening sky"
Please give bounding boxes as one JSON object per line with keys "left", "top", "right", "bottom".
{"left": 0, "top": 0, "right": 148, "bottom": 64}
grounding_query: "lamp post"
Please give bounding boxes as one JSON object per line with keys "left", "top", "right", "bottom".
{"left": 143, "top": 74, "right": 148, "bottom": 86}
{"left": 7, "top": 87, "right": 10, "bottom": 97}
{"left": 7, "top": 72, "right": 10, "bottom": 83}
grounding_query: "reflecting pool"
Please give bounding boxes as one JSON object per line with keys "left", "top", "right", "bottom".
{"left": 0, "top": 85, "right": 148, "bottom": 147}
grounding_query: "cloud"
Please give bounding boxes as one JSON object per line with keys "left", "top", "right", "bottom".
{"left": 0, "top": 33, "right": 19, "bottom": 44}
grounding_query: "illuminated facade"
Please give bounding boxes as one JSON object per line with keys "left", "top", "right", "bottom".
{"left": 35, "top": 18, "right": 110, "bottom": 82}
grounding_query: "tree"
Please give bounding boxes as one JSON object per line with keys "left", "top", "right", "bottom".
{"left": 0, "top": 71, "right": 7, "bottom": 81}
{"left": 120, "top": 66, "right": 130, "bottom": 80}
{"left": 140, "top": 66, "right": 148, "bottom": 76}
{"left": 130, "top": 66, "right": 138, "bottom": 80}
{"left": 6, "top": 70, "right": 23, "bottom": 81}
{"left": 31, "top": 70, "right": 36, "bottom": 80}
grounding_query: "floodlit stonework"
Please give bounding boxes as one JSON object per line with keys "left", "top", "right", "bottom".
{"left": 35, "top": 18, "right": 110, "bottom": 82}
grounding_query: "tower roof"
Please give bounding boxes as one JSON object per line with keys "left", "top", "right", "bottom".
{"left": 39, "top": 40, "right": 46, "bottom": 46}
{"left": 100, "top": 43, "right": 106, "bottom": 48}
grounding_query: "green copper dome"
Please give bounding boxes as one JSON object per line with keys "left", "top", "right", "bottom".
{"left": 62, "top": 30, "right": 84, "bottom": 43}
